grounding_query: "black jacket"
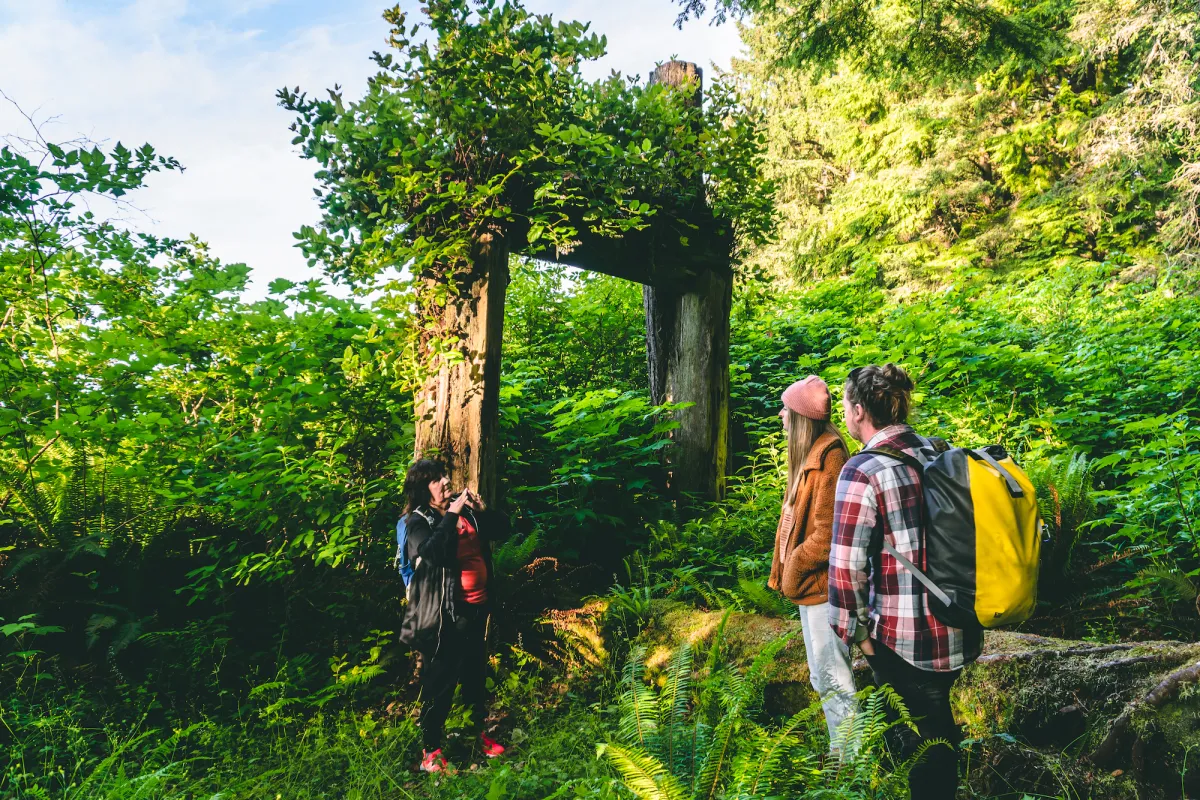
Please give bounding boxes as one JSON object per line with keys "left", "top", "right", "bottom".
{"left": 397, "top": 506, "right": 509, "bottom": 650}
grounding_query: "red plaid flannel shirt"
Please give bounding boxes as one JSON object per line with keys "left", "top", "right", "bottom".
{"left": 828, "top": 425, "right": 982, "bottom": 672}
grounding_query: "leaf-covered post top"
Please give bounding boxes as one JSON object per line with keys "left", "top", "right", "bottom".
{"left": 280, "top": 0, "right": 776, "bottom": 288}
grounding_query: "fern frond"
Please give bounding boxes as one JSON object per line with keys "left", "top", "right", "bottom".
{"left": 840, "top": 684, "right": 915, "bottom": 763}
{"left": 1137, "top": 565, "right": 1198, "bottom": 601}
{"left": 688, "top": 720, "right": 713, "bottom": 794}
{"left": 725, "top": 723, "right": 772, "bottom": 800}
{"left": 660, "top": 641, "right": 693, "bottom": 775}
{"left": 713, "top": 670, "right": 745, "bottom": 716}
{"left": 0, "top": 457, "right": 55, "bottom": 539}
{"left": 694, "top": 711, "right": 740, "bottom": 800}
{"left": 734, "top": 633, "right": 793, "bottom": 715}
{"left": 110, "top": 619, "right": 146, "bottom": 656}
{"left": 1056, "top": 452, "right": 1096, "bottom": 532}
{"left": 85, "top": 614, "right": 118, "bottom": 649}
{"left": 735, "top": 565, "right": 795, "bottom": 617}
{"left": 874, "top": 683, "right": 915, "bottom": 730}
{"left": 671, "top": 568, "right": 728, "bottom": 611}
{"left": 619, "top": 646, "right": 660, "bottom": 749}
{"left": 335, "top": 663, "right": 387, "bottom": 689}
{"left": 1028, "top": 450, "right": 1096, "bottom": 581}
{"left": 4, "top": 548, "right": 49, "bottom": 577}
{"left": 703, "top": 609, "right": 733, "bottom": 676}
{"left": 67, "top": 533, "right": 107, "bottom": 560}
{"left": 891, "top": 737, "right": 955, "bottom": 786}
{"left": 597, "top": 743, "right": 689, "bottom": 800}
{"left": 63, "top": 443, "right": 91, "bottom": 540}
{"left": 660, "top": 641, "right": 693, "bottom": 728}
{"left": 732, "top": 703, "right": 823, "bottom": 798}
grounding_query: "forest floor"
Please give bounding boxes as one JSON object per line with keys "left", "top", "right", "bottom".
{"left": 537, "top": 599, "right": 1200, "bottom": 799}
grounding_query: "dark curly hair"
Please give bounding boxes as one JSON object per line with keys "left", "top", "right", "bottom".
{"left": 844, "top": 363, "right": 915, "bottom": 427}
{"left": 402, "top": 458, "right": 447, "bottom": 515}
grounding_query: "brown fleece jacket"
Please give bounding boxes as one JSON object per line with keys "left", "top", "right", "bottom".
{"left": 767, "top": 431, "right": 848, "bottom": 606}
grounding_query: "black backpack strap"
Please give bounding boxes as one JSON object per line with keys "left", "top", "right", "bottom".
{"left": 969, "top": 448, "right": 1024, "bottom": 496}
{"left": 405, "top": 508, "right": 436, "bottom": 568}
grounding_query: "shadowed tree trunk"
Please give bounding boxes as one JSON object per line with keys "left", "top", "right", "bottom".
{"left": 643, "top": 60, "right": 732, "bottom": 503}
{"left": 645, "top": 270, "right": 732, "bottom": 502}
{"left": 413, "top": 234, "right": 509, "bottom": 507}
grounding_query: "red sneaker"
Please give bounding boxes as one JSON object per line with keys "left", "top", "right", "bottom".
{"left": 480, "top": 732, "right": 506, "bottom": 758}
{"left": 420, "top": 748, "right": 452, "bottom": 773}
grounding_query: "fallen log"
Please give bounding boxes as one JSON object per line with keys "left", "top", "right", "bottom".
{"left": 975, "top": 642, "right": 1138, "bottom": 665}
{"left": 1089, "top": 658, "right": 1200, "bottom": 766}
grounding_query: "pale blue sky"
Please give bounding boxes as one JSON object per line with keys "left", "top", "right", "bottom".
{"left": 0, "top": 0, "right": 744, "bottom": 297}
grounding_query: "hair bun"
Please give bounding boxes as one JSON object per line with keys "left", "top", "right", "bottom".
{"left": 843, "top": 363, "right": 915, "bottom": 427}
{"left": 881, "top": 363, "right": 914, "bottom": 391}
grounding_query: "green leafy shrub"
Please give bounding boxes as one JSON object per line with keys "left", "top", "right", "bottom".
{"left": 1028, "top": 451, "right": 1096, "bottom": 600}
{"left": 501, "top": 380, "right": 680, "bottom": 567}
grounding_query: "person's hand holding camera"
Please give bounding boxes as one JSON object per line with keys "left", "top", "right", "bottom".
{"left": 448, "top": 490, "right": 471, "bottom": 515}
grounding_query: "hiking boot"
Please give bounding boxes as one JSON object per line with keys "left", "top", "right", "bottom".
{"left": 480, "top": 732, "right": 506, "bottom": 758}
{"left": 420, "top": 748, "right": 453, "bottom": 773}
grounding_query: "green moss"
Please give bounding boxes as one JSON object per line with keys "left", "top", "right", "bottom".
{"left": 955, "top": 660, "right": 1021, "bottom": 740}
{"left": 640, "top": 601, "right": 809, "bottom": 683}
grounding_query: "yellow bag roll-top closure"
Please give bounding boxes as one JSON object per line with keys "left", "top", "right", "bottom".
{"left": 968, "top": 456, "right": 1041, "bottom": 628}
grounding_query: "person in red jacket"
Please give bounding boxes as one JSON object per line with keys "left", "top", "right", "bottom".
{"left": 399, "top": 458, "right": 509, "bottom": 773}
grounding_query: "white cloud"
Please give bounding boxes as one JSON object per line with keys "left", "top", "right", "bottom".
{"left": 526, "top": 0, "right": 744, "bottom": 81}
{"left": 1, "top": 0, "right": 386, "bottom": 297}
{"left": 0, "top": 1, "right": 742, "bottom": 299}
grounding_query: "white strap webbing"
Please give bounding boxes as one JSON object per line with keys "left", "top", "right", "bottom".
{"left": 881, "top": 541, "right": 954, "bottom": 608}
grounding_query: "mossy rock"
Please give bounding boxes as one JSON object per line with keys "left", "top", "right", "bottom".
{"left": 632, "top": 600, "right": 1200, "bottom": 798}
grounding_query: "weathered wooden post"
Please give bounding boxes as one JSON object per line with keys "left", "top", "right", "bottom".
{"left": 644, "top": 61, "right": 733, "bottom": 503}
{"left": 412, "top": 233, "right": 509, "bottom": 506}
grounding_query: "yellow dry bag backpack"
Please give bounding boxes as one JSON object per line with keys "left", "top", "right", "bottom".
{"left": 863, "top": 441, "right": 1042, "bottom": 630}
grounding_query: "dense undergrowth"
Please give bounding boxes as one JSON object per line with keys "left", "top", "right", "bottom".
{"left": 3, "top": 0, "right": 1200, "bottom": 795}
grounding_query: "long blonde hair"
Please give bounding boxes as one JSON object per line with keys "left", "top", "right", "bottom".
{"left": 784, "top": 409, "right": 849, "bottom": 505}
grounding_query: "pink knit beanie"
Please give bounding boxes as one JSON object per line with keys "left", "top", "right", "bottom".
{"left": 779, "top": 375, "right": 831, "bottom": 421}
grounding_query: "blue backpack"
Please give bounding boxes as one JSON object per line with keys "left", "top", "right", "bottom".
{"left": 395, "top": 509, "right": 434, "bottom": 589}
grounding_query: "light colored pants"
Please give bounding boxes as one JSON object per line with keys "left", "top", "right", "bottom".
{"left": 796, "top": 601, "right": 858, "bottom": 754}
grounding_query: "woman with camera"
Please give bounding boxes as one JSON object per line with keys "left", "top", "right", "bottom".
{"left": 398, "top": 458, "right": 508, "bottom": 773}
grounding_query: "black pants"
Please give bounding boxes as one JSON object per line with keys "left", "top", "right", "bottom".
{"left": 865, "top": 640, "right": 962, "bottom": 800}
{"left": 417, "top": 602, "right": 489, "bottom": 751}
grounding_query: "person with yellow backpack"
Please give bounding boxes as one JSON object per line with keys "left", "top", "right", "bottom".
{"left": 829, "top": 364, "right": 1040, "bottom": 800}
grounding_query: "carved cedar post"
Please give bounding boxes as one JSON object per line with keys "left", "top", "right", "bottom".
{"left": 413, "top": 233, "right": 509, "bottom": 506}
{"left": 644, "top": 61, "right": 732, "bottom": 502}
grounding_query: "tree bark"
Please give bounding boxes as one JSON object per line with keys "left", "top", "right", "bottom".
{"left": 644, "top": 271, "right": 732, "bottom": 503}
{"left": 643, "top": 60, "right": 732, "bottom": 503}
{"left": 413, "top": 234, "right": 509, "bottom": 507}
{"left": 644, "top": 285, "right": 676, "bottom": 406}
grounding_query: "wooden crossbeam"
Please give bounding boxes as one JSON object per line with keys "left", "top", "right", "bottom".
{"left": 544, "top": 214, "right": 731, "bottom": 288}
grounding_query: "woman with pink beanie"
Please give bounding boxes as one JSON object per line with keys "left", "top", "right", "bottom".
{"left": 767, "top": 375, "right": 858, "bottom": 756}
